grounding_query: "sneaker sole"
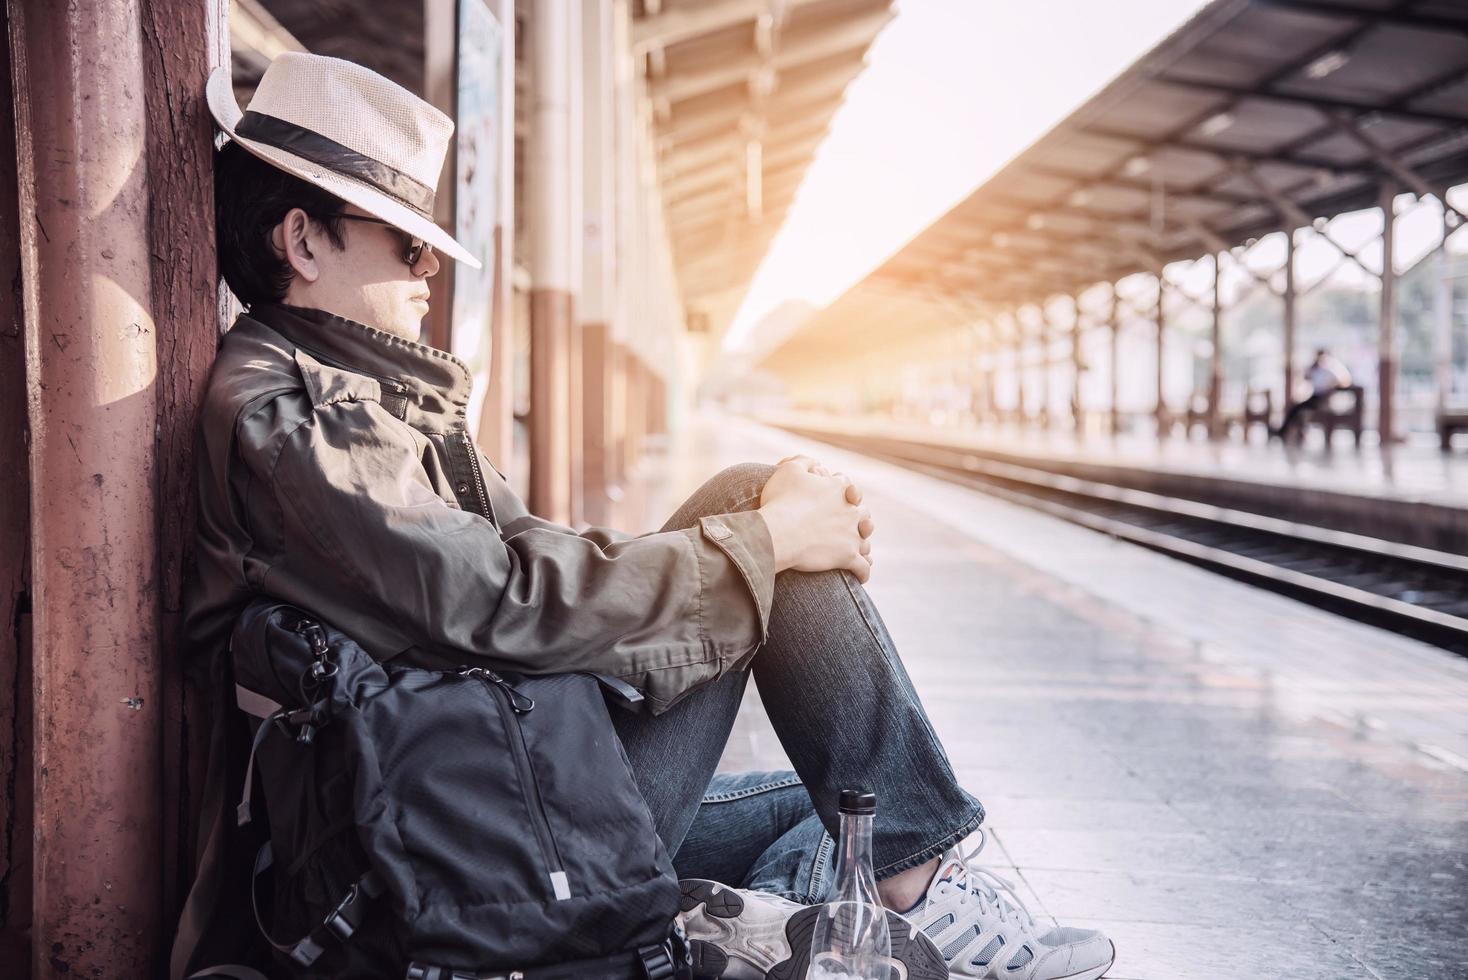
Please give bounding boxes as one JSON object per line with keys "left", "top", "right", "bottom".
{"left": 986, "top": 939, "right": 1115, "bottom": 980}
{"left": 680, "top": 878, "right": 949, "bottom": 980}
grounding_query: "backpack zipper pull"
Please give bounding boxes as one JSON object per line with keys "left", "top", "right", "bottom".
{"left": 461, "top": 667, "right": 535, "bottom": 713}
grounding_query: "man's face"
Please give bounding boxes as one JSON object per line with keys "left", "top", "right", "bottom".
{"left": 275, "top": 204, "right": 441, "bottom": 341}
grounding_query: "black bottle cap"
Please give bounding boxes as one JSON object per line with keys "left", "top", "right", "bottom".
{"left": 838, "top": 790, "right": 876, "bottom": 815}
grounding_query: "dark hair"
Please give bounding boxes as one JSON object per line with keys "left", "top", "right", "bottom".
{"left": 215, "top": 140, "right": 348, "bottom": 308}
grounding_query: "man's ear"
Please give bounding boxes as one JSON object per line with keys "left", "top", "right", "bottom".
{"left": 272, "top": 207, "right": 320, "bottom": 284}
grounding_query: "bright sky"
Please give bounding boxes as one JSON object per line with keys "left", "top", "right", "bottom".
{"left": 722, "top": 0, "right": 1215, "bottom": 350}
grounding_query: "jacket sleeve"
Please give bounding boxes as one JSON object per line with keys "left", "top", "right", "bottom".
{"left": 240, "top": 395, "right": 774, "bottom": 713}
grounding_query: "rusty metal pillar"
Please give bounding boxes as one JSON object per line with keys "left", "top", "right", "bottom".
{"left": 625, "top": 353, "right": 645, "bottom": 464}
{"left": 1283, "top": 228, "right": 1297, "bottom": 421}
{"left": 1071, "top": 295, "right": 1083, "bottom": 434}
{"left": 1010, "top": 313, "right": 1026, "bottom": 425}
{"left": 1378, "top": 182, "right": 1398, "bottom": 445}
{"left": 0, "top": 1, "right": 35, "bottom": 966}
{"left": 580, "top": 0, "right": 615, "bottom": 525}
{"left": 1038, "top": 308, "right": 1051, "bottom": 429}
{"left": 1435, "top": 212, "right": 1454, "bottom": 424}
{"left": 1155, "top": 273, "right": 1168, "bottom": 436}
{"left": 612, "top": 340, "right": 630, "bottom": 482}
{"left": 529, "top": 0, "right": 574, "bottom": 522}
{"left": 139, "top": 0, "right": 228, "bottom": 942}
{"left": 565, "top": 0, "right": 585, "bottom": 527}
{"left": 1108, "top": 284, "right": 1120, "bottom": 436}
{"left": 12, "top": 0, "right": 164, "bottom": 974}
{"left": 1208, "top": 253, "right": 1223, "bottom": 440}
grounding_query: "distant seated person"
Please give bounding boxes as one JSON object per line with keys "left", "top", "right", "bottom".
{"left": 1272, "top": 348, "right": 1352, "bottom": 441}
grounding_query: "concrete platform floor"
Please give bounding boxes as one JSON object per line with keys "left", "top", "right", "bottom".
{"left": 609, "top": 411, "right": 1468, "bottom": 980}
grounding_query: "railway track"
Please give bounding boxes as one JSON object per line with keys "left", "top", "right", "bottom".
{"left": 785, "top": 427, "right": 1468, "bottom": 655}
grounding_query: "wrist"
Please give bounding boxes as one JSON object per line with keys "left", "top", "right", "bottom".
{"left": 755, "top": 505, "right": 795, "bottom": 572}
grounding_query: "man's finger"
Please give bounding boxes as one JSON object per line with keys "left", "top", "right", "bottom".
{"left": 777, "top": 455, "right": 822, "bottom": 472}
{"left": 845, "top": 483, "right": 863, "bottom": 505}
{"left": 859, "top": 537, "right": 871, "bottom": 557}
{"left": 847, "top": 558, "right": 871, "bottom": 584}
{"left": 858, "top": 516, "right": 875, "bottom": 538}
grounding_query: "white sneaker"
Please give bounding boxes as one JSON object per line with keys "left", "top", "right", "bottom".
{"left": 679, "top": 878, "right": 949, "bottom": 980}
{"left": 905, "top": 832, "right": 1115, "bottom": 980}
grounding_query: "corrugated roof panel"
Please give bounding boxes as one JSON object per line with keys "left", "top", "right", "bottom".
{"left": 1163, "top": 5, "right": 1355, "bottom": 87}
{"left": 1274, "top": 24, "right": 1468, "bottom": 104}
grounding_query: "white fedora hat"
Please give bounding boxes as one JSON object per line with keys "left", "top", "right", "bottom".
{"left": 207, "top": 52, "right": 480, "bottom": 269}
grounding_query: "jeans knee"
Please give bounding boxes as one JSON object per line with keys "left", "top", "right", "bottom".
{"left": 707, "top": 461, "right": 775, "bottom": 512}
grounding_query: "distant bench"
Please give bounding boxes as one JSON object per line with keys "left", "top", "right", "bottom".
{"left": 1287, "top": 385, "right": 1364, "bottom": 448}
{"left": 1181, "top": 387, "right": 1272, "bottom": 440}
{"left": 1439, "top": 408, "right": 1468, "bottom": 450}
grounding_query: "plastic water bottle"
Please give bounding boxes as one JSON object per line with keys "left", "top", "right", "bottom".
{"left": 808, "top": 790, "right": 890, "bottom": 980}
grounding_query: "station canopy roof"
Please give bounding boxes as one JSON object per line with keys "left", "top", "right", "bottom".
{"left": 633, "top": 0, "right": 895, "bottom": 339}
{"left": 760, "top": 0, "right": 1468, "bottom": 374}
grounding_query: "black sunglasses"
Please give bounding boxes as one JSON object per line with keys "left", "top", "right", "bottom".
{"left": 336, "top": 214, "right": 434, "bottom": 266}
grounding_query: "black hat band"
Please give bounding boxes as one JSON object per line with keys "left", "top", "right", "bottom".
{"left": 235, "top": 110, "right": 436, "bottom": 219}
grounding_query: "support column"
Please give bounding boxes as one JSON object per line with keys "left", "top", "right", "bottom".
{"left": 580, "top": 0, "right": 615, "bottom": 525}
{"left": 1436, "top": 212, "right": 1455, "bottom": 425}
{"left": 12, "top": 1, "right": 163, "bottom": 974}
{"left": 1109, "top": 284, "right": 1121, "bottom": 436}
{"left": 0, "top": 2, "right": 33, "bottom": 965}
{"left": 565, "top": 0, "right": 584, "bottom": 526}
{"left": 139, "top": 0, "right": 229, "bottom": 941}
{"left": 529, "top": 0, "right": 573, "bottom": 522}
{"left": 1283, "top": 228, "right": 1297, "bottom": 421}
{"left": 1209, "top": 254, "right": 1223, "bottom": 440}
{"left": 1012, "top": 313, "right": 1026, "bottom": 425}
{"left": 1379, "top": 183, "right": 1398, "bottom": 445}
{"left": 1038, "top": 308, "right": 1051, "bottom": 428}
{"left": 1155, "top": 273, "right": 1167, "bottom": 436}
{"left": 1071, "top": 295, "right": 1084, "bottom": 434}
{"left": 609, "top": 0, "right": 635, "bottom": 486}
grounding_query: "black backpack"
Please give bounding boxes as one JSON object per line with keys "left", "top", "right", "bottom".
{"left": 219, "top": 598, "right": 689, "bottom": 979}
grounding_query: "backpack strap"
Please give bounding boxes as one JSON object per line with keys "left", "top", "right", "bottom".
{"left": 251, "top": 842, "right": 385, "bottom": 968}
{"left": 402, "top": 932, "right": 688, "bottom": 980}
{"left": 234, "top": 683, "right": 327, "bottom": 827}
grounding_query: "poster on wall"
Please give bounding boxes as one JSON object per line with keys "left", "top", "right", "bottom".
{"left": 450, "top": 0, "right": 502, "bottom": 433}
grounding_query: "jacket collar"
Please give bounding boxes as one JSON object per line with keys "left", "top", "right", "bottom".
{"left": 247, "top": 302, "right": 473, "bottom": 429}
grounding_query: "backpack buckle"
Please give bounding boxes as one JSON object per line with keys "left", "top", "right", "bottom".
{"left": 637, "top": 941, "right": 678, "bottom": 980}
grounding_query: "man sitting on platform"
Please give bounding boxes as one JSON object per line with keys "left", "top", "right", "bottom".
{"left": 179, "top": 52, "right": 1116, "bottom": 980}
{"left": 1273, "top": 347, "right": 1353, "bottom": 442}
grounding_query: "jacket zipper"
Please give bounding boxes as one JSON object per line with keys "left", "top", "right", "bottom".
{"left": 461, "top": 431, "right": 496, "bottom": 525}
{"left": 461, "top": 667, "right": 569, "bottom": 900}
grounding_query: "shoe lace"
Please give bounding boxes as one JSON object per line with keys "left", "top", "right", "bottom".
{"left": 946, "top": 830, "right": 1036, "bottom": 931}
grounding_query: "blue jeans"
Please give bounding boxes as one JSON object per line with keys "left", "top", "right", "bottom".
{"left": 611, "top": 463, "right": 985, "bottom": 904}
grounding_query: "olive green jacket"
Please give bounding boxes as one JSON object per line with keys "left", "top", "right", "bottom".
{"left": 182, "top": 302, "right": 774, "bottom": 713}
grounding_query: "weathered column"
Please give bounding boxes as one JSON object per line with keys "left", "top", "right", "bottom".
{"left": 0, "top": 2, "right": 34, "bottom": 964}
{"left": 1155, "top": 272, "right": 1168, "bottom": 436}
{"left": 1283, "top": 228, "right": 1297, "bottom": 419}
{"left": 529, "top": 0, "right": 574, "bottom": 522}
{"left": 610, "top": 0, "right": 636, "bottom": 485}
{"left": 139, "top": 0, "right": 229, "bottom": 940}
{"left": 1109, "top": 284, "right": 1121, "bottom": 436}
{"left": 1208, "top": 254, "right": 1223, "bottom": 439}
{"left": 626, "top": 353, "right": 646, "bottom": 464}
{"left": 580, "top": 0, "right": 616, "bottom": 525}
{"left": 1038, "top": 308, "right": 1051, "bottom": 429}
{"left": 12, "top": 0, "right": 163, "bottom": 974}
{"left": 1378, "top": 182, "right": 1398, "bottom": 445}
{"left": 565, "top": 0, "right": 585, "bottom": 526}
{"left": 1071, "top": 295, "right": 1083, "bottom": 434}
{"left": 1011, "top": 313, "right": 1026, "bottom": 425}
{"left": 1436, "top": 213, "right": 1455, "bottom": 424}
